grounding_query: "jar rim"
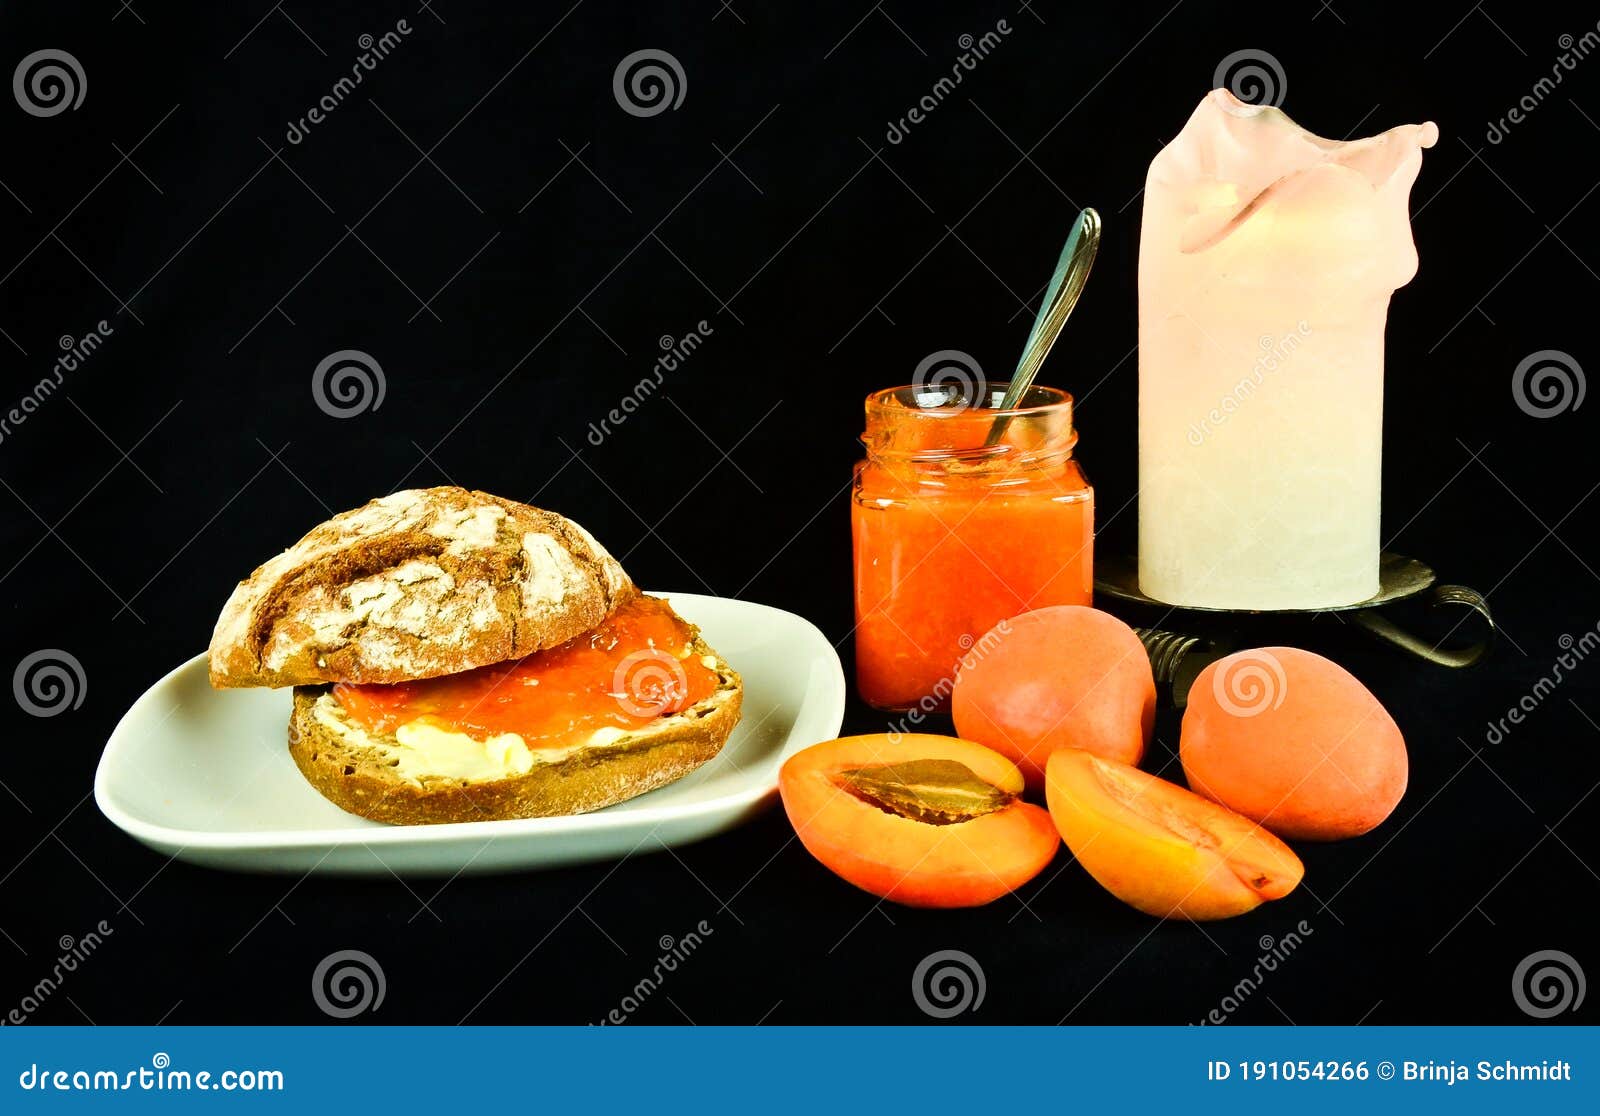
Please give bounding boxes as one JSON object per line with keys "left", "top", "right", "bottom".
{"left": 862, "top": 381, "right": 1077, "bottom": 467}
{"left": 865, "top": 382, "right": 1074, "bottom": 422}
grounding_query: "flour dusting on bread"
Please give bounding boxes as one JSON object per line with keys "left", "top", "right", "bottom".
{"left": 208, "top": 487, "right": 632, "bottom": 688}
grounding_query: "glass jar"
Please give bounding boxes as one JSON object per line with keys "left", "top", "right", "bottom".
{"left": 851, "top": 383, "right": 1093, "bottom": 711}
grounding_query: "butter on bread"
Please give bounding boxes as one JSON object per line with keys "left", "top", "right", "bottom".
{"left": 208, "top": 487, "right": 632, "bottom": 689}
{"left": 287, "top": 629, "right": 743, "bottom": 825}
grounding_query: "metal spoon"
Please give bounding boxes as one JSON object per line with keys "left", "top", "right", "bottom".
{"left": 984, "top": 207, "right": 1101, "bottom": 446}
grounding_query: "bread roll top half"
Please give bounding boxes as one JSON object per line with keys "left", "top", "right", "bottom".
{"left": 208, "top": 486, "right": 632, "bottom": 688}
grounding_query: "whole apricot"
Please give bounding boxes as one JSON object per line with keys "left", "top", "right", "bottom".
{"left": 952, "top": 606, "right": 1155, "bottom": 788}
{"left": 1181, "top": 647, "right": 1407, "bottom": 840}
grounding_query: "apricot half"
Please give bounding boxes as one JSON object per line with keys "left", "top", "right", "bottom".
{"left": 952, "top": 606, "right": 1156, "bottom": 788}
{"left": 778, "top": 734, "right": 1059, "bottom": 908}
{"left": 1181, "top": 647, "right": 1407, "bottom": 840}
{"left": 1045, "top": 749, "right": 1303, "bottom": 920}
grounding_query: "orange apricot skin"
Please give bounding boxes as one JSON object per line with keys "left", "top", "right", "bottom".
{"left": 1045, "top": 749, "right": 1304, "bottom": 921}
{"left": 1181, "top": 647, "right": 1408, "bottom": 841}
{"left": 952, "top": 606, "right": 1156, "bottom": 789}
{"left": 778, "top": 734, "right": 1059, "bottom": 909}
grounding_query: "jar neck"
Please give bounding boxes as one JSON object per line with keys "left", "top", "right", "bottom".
{"left": 861, "top": 383, "right": 1078, "bottom": 475}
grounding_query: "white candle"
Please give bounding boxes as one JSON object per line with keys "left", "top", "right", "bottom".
{"left": 1138, "top": 90, "right": 1436, "bottom": 610}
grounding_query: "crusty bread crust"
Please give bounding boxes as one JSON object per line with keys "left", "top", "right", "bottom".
{"left": 286, "top": 634, "right": 743, "bottom": 825}
{"left": 208, "top": 487, "right": 632, "bottom": 689}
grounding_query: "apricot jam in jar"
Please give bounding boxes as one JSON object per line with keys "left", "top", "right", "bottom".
{"left": 851, "top": 383, "right": 1093, "bottom": 711}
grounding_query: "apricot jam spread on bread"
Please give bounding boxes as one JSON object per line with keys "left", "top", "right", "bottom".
{"left": 332, "top": 595, "right": 719, "bottom": 748}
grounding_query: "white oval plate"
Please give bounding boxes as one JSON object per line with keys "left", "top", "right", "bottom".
{"left": 94, "top": 593, "right": 845, "bottom": 876}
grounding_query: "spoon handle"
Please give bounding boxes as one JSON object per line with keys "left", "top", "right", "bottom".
{"left": 986, "top": 207, "right": 1101, "bottom": 446}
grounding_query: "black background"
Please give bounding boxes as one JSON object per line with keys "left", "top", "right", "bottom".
{"left": 1, "top": 0, "right": 1597, "bottom": 1025}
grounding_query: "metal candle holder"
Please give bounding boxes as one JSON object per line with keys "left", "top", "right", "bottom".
{"left": 1095, "top": 551, "right": 1495, "bottom": 707}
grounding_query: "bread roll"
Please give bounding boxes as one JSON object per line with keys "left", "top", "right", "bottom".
{"left": 208, "top": 487, "right": 632, "bottom": 688}
{"left": 287, "top": 631, "right": 742, "bottom": 824}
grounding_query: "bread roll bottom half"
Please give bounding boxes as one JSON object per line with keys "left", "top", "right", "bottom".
{"left": 286, "top": 620, "right": 742, "bottom": 826}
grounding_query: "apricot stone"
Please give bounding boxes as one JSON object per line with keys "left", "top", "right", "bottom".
{"left": 1046, "top": 749, "right": 1304, "bottom": 921}
{"left": 1181, "top": 647, "right": 1407, "bottom": 841}
{"left": 952, "top": 606, "right": 1156, "bottom": 789}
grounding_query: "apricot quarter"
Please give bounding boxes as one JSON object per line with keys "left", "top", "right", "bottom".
{"left": 953, "top": 606, "right": 1156, "bottom": 788}
{"left": 1045, "top": 749, "right": 1304, "bottom": 920}
{"left": 778, "top": 734, "right": 1059, "bottom": 908}
{"left": 1181, "top": 647, "right": 1407, "bottom": 840}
